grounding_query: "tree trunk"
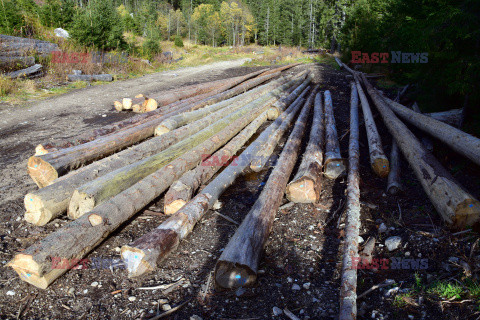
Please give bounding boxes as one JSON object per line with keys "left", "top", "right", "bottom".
{"left": 386, "top": 141, "right": 402, "bottom": 195}
{"left": 362, "top": 75, "right": 480, "bottom": 229}
{"left": 8, "top": 87, "right": 278, "bottom": 289}
{"left": 355, "top": 76, "right": 389, "bottom": 177}
{"left": 411, "top": 102, "right": 433, "bottom": 151}
{"left": 426, "top": 108, "right": 463, "bottom": 128}
{"left": 339, "top": 82, "right": 361, "bottom": 320}
{"left": 324, "top": 90, "right": 346, "bottom": 179}
{"left": 250, "top": 86, "right": 315, "bottom": 172}
{"left": 24, "top": 77, "right": 299, "bottom": 226}
{"left": 5, "top": 64, "right": 43, "bottom": 79}
{"left": 286, "top": 91, "right": 324, "bottom": 203}
{"left": 0, "top": 55, "right": 35, "bottom": 68}
{"left": 68, "top": 80, "right": 300, "bottom": 219}
{"left": 67, "top": 74, "right": 113, "bottom": 82}
{"left": 266, "top": 74, "right": 311, "bottom": 120}
{"left": 381, "top": 95, "right": 480, "bottom": 168}
{"left": 215, "top": 87, "right": 312, "bottom": 289}
{"left": 27, "top": 69, "right": 278, "bottom": 188}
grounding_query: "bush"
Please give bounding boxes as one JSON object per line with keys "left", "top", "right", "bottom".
{"left": 0, "top": 0, "right": 39, "bottom": 35}
{"left": 174, "top": 35, "right": 184, "bottom": 47}
{"left": 142, "top": 38, "right": 161, "bottom": 60}
{"left": 70, "top": 0, "right": 126, "bottom": 50}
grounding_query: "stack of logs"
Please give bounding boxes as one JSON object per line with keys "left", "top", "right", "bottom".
{"left": 7, "top": 59, "right": 480, "bottom": 320}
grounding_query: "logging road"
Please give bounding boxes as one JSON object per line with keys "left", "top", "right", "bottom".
{"left": 0, "top": 61, "right": 478, "bottom": 319}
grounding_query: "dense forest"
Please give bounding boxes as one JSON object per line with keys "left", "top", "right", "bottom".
{"left": 0, "top": 0, "right": 479, "bottom": 112}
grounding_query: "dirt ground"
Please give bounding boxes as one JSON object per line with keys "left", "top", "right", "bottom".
{"left": 1, "top": 60, "right": 479, "bottom": 320}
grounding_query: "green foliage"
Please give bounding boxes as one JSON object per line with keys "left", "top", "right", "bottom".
{"left": 0, "top": 0, "right": 39, "bottom": 35}
{"left": 174, "top": 35, "right": 184, "bottom": 47}
{"left": 428, "top": 281, "right": 463, "bottom": 300}
{"left": 142, "top": 38, "right": 161, "bottom": 60}
{"left": 70, "top": 0, "right": 126, "bottom": 50}
{"left": 39, "top": 0, "right": 75, "bottom": 29}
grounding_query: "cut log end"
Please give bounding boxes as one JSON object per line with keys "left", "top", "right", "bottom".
{"left": 9, "top": 267, "right": 51, "bottom": 290}
{"left": 154, "top": 125, "right": 170, "bottom": 136}
{"left": 68, "top": 191, "right": 95, "bottom": 220}
{"left": 88, "top": 213, "right": 103, "bottom": 226}
{"left": 34, "top": 144, "right": 49, "bottom": 156}
{"left": 372, "top": 158, "right": 390, "bottom": 178}
{"left": 120, "top": 246, "right": 154, "bottom": 278}
{"left": 453, "top": 199, "right": 480, "bottom": 229}
{"left": 114, "top": 101, "right": 123, "bottom": 111}
{"left": 132, "top": 104, "right": 142, "bottom": 113}
{"left": 27, "top": 156, "right": 58, "bottom": 188}
{"left": 266, "top": 107, "right": 279, "bottom": 120}
{"left": 249, "top": 158, "right": 265, "bottom": 172}
{"left": 164, "top": 199, "right": 187, "bottom": 215}
{"left": 286, "top": 178, "right": 320, "bottom": 203}
{"left": 24, "top": 193, "right": 53, "bottom": 226}
{"left": 387, "top": 184, "right": 402, "bottom": 195}
{"left": 215, "top": 261, "right": 257, "bottom": 289}
{"left": 7, "top": 253, "right": 41, "bottom": 277}
{"left": 143, "top": 98, "right": 158, "bottom": 112}
{"left": 324, "top": 159, "right": 346, "bottom": 179}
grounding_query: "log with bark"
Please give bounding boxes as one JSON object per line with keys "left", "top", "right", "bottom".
{"left": 27, "top": 70, "right": 283, "bottom": 188}
{"left": 67, "top": 74, "right": 113, "bottom": 82}
{"left": 339, "top": 82, "right": 361, "bottom": 320}
{"left": 355, "top": 75, "right": 389, "bottom": 177}
{"left": 381, "top": 94, "right": 480, "bottom": 168}
{"left": 250, "top": 85, "right": 316, "bottom": 172}
{"left": 426, "top": 108, "right": 463, "bottom": 128}
{"left": 411, "top": 102, "right": 433, "bottom": 151}
{"left": 121, "top": 88, "right": 307, "bottom": 277}
{"left": 8, "top": 83, "right": 279, "bottom": 289}
{"left": 67, "top": 79, "right": 303, "bottom": 219}
{"left": 24, "top": 76, "right": 295, "bottom": 225}
{"left": 361, "top": 74, "right": 480, "bottom": 229}
{"left": 386, "top": 141, "right": 402, "bottom": 195}
{"left": 0, "top": 56, "right": 35, "bottom": 68}
{"left": 324, "top": 90, "right": 346, "bottom": 179}
{"left": 214, "top": 87, "right": 313, "bottom": 289}
{"left": 286, "top": 90, "right": 324, "bottom": 203}
{"left": 266, "top": 74, "right": 311, "bottom": 120}
{"left": 5, "top": 64, "right": 43, "bottom": 79}
{"left": 0, "top": 35, "right": 60, "bottom": 56}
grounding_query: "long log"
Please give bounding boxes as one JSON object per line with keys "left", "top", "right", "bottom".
{"left": 24, "top": 77, "right": 298, "bottom": 226}
{"left": 285, "top": 90, "right": 324, "bottom": 203}
{"left": 7, "top": 84, "right": 279, "bottom": 289}
{"left": 27, "top": 70, "right": 281, "bottom": 188}
{"left": 214, "top": 87, "right": 312, "bottom": 289}
{"left": 339, "top": 82, "right": 361, "bottom": 320}
{"left": 67, "top": 74, "right": 113, "bottom": 82}
{"left": 361, "top": 74, "right": 480, "bottom": 229}
{"left": 386, "top": 141, "right": 402, "bottom": 195}
{"left": 154, "top": 71, "right": 283, "bottom": 136}
{"left": 427, "top": 109, "right": 463, "bottom": 128}
{"left": 68, "top": 79, "right": 305, "bottom": 219}
{"left": 323, "top": 90, "right": 346, "bottom": 179}
{"left": 266, "top": 74, "right": 311, "bottom": 120}
{"left": 5, "top": 64, "right": 43, "bottom": 79}
{"left": 411, "top": 102, "right": 433, "bottom": 151}
{"left": 120, "top": 79, "right": 311, "bottom": 278}
{"left": 0, "top": 55, "right": 35, "bottom": 68}
{"left": 250, "top": 86, "right": 316, "bottom": 172}
{"left": 163, "top": 88, "right": 309, "bottom": 215}
{"left": 381, "top": 94, "right": 480, "bottom": 168}
{"left": 355, "top": 76, "right": 389, "bottom": 177}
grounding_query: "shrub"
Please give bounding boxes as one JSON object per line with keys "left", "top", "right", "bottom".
{"left": 39, "top": 0, "right": 75, "bottom": 29}
{"left": 142, "top": 38, "right": 161, "bottom": 60}
{"left": 174, "top": 35, "right": 184, "bottom": 47}
{"left": 70, "top": 0, "right": 126, "bottom": 50}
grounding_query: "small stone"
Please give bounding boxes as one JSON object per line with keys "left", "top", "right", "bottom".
{"left": 102, "top": 114, "right": 107, "bottom": 118}
{"left": 385, "top": 236, "right": 402, "bottom": 251}
{"left": 303, "top": 282, "right": 311, "bottom": 290}
{"left": 408, "top": 315, "right": 414, "bottom": 320}
{"left": 235, "top": 287, "right": 246, "bottom": 297}
{"left": 212, "top": 200, "right": 222, "bottom": 210}
{"left": 6, "top": 290, "right": 15, "bottom": 296}
{"left": 158, "top": 299, "right": 168, "bottom": 304}
{"left": 83, "top": 289, "right": 88, "bottom": 294}
{"left": 162, "top": 304, "right": 171, "bottom": 311}
{"left": 417, "top": 253, "right": 422, "bottom": 258}
{"left": 68, "top": 287, "right": 74, "bottom": 295}
{"left": 55, "top": 223, "right": 60, "bottom": 228}
{"left": 385, "top": 287, "right": 399, "bottom": 297}
{"left": 287, "top": 277, "right": 293, "bottom": 283}
{"left": 128, "top": 296, "right": 136, "bottom": 302}
{"left": 190, "top": 316, "right": 203, "bottom": 320}
{"left": 292, "top": 284, "right": 301, "bottom": 291}
{"left": 91, "top": 281, "right": 99, "bottom": 287}
{"left": 273, "top": 307, "right": 283, "bottom": 316}
{"left": 405, "top": 251, "right": 411, "bottom": 257}
{"left": 358, "top": 236, "right": 364, "bottom": 244}
{"left": 378, "top": 223, "right": 388, "bottom": 233}
{"left": 115, "top": 247, "right": 121, "bottom": 252}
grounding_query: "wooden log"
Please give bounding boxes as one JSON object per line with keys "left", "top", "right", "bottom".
{"left": 286, "top": 90, "right": 324, "bottom": 203}
{"left": 410, "top": 102, "right": 434, "bottom": 151}
{"left": 132, "top": 97, "right": 158, "bottom": 113}
{"left": 266, "top": 74, "right": 311, "bottom": 120}
{"left": 354, "top": 75, "right": 389, "bottom": 177}
{"left": 0, "top": 56, "right": 35, "bottom": 68}
{"left": 67, "top": 74, "right": 113, "bottom": 82}
{"left": 154, "top": 71, "right": 283, "bottom": 136}
{"left": 250, "top": 86, "right": 315, "bottom": 172}
{"left": 426, "top": 108, "right": 463, "bottom": 128}
{"left": 68, "top": 79, "right": 301, "bottom": 219}
{"left": 386, "top": 141, "right": 402, "bottom": 195}
{"left": 345, "top": 74, "right": 385, "bottom": 81}
{"left": 7, "top": 83, "right": 279, "bottom": 289}
{"left": 324, "top": 90, "right": 346, "bottom": 179}
{"left": 381, "top": 94, "right": 480, "bottom": 168}
{"left": 339, "top": 82, "right": 361, "bottom": 320}
{"left": 121, "top": 79, "right": 312, "bottom": 277}
{"left": 361, "top": 74, "right": 480, "bottom": 229}
{"left": 27, "top": 70, "right": 281, "bottom": 188}
{"left": 214, "top": 88, "right": 312, "bottom": 289}
{"left": 335, "top": 57, "right": 343, "bottom": 69}
{"left": 25, "top": 77, "right": 295, "bottom": 225}
{"left": 0, "top": 35, "right": 59, "bottom": 55}
{"left": 5, "top": 64, "right": 43, "bottom": 79}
